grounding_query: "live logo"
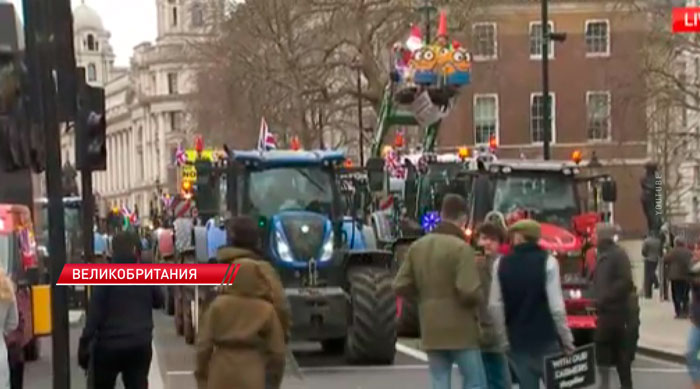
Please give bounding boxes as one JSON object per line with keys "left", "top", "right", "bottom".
{"left": 672, "top": 7, "right": 700, "bottom": 33}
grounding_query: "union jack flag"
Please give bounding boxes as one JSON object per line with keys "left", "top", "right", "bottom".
{"left": 257, "top": 117, "right": 277, "bottom": 151}
{"left": 175, "top": 144, "right": 187, "bottom": 166}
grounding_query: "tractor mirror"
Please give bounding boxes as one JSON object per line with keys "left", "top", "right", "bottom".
{"left": 366, "top": 157, "right": 385, "bottom": 192}
{"left": 602, "top": 180, "right": 617, "bottom": 203}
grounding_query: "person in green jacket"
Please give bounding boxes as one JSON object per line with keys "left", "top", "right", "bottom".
{"left": 393, "top": 194, "right": 486, "bottom": 389}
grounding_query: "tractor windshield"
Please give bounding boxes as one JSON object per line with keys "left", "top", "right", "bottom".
{"left": 247, "top": 166, "right": 334, "bottom": 218}
{"left": 418, "top": 163, "right": 472, "bottom": 215}
{"left": 493, "top": 173, "right": 578, "bottom": 227}
{"left": 37, "top": 201, "right": 82, "bottom": 261}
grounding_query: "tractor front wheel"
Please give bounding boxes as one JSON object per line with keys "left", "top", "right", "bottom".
{"left": 345, "top": 266, "right": 397, "bottom": 365}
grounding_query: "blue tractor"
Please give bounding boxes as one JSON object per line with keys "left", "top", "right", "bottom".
{"left": 225, "top": 149, "right": 397, "bottom": 364}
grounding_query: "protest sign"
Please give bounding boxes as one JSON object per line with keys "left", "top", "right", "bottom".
{"left": 544, "top": 344, "right": 596, "bottom": 389}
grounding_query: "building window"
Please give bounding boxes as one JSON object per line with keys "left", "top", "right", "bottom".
{"left": 585, "top": 20, "right": 610, "bottom": 56}
{"left": 86, "top": 34, "right": 96, "bottom": 51}
{"left": 169, "top": 111, "right": 183, "bottom": 132}
{"left": 530, "top": 93, "right": 556, "bottom": 143}
{"left": 586, "top": 91, "right": 611, "bottom": 141}
{"left": 192, "top": 3, "right": 204, "bottom": 27}
{"left": 87, "top": 64, "right": 97, "bottom": 82}
{"left": 167, "top": 73, "right": 178, "bottom": 94}
{"left": 473, "top": 94, "right": 498, "bottom": 144}
{"left": 529, "top": 21, "right": 554, "bottom": 59}
{"left": 472, "top": 23, "right": 497, "bottom": 60}
{"left": 172, "top": 7, "right": 178, "bottom": 27}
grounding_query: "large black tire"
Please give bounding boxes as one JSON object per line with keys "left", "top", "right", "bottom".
{"left": 23, "top": 337, "right": 40, "bottom": 361}
{"left": 397, "top": 297, "right": 420, "bottom": 338}
{"left": 345, "top": 266, "right": 397, "bottom": 365}
{"left": 165, "top": 287, "right": 175, "bottom": 316}
{"left": 174, "top": 288, "right": 184, "bottom": 336}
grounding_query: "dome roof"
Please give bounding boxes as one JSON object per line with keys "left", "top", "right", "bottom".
{"left": 73, "top": 3, "right": 104, "bottom": 32}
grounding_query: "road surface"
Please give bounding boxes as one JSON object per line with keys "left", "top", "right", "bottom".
{"left": 25, "top": 310, "right": 691, "bottom": 388}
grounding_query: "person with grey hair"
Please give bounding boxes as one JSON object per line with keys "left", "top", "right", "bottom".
{"left": 592, "top": 223, "right": 634, "bottom": 389}
{"left": 664, "top": 236, "right": 693, "bottom": 318}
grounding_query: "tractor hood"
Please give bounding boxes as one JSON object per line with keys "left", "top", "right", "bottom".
{"left": 271, "top": 211, "right": 332, "bottom": 263}
{"left": 538, "top": 222, "right": 582, "bottom": 253}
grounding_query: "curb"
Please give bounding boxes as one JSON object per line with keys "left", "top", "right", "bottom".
{"left": 637, "top": 344, "right": 685, "bottom": 365}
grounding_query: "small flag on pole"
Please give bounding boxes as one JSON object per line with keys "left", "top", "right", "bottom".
{"left": 257, "top": 117, "right": 277, "bottom": 151}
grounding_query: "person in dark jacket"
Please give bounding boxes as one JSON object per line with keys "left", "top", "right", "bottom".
{"left": 78, "top": 231, "right": 164, "bottom": 389}
{"left": 642, "top": 233, "right": 662, "bottom": 298}
{"left": 686, "top": 241, "right": 700, "bottom": 389}
{"left": 665, "top": 237, "right": 693, "bottom": 318}
{"left": 591, "top": 224, "right": 633, "bottom": 389}
{"left": 490, "top": 219, "right": 574, "bottom": 389}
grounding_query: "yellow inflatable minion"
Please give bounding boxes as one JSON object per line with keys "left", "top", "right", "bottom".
{"left": 410, "top": 46, "right": 438, "bottom": 85}
{"left": 445, "top": 48, "right": 471, "bottom": 87}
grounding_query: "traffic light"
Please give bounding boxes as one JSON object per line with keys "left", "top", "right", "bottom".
{"left": 75, "top": 69, "right": 106, "bottom": 171}
{"left": 0, "top": 3, "right": 34, "bottom": 173}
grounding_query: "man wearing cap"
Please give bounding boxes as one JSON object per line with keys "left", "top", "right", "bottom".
{"left": 592, "top": 223, "right": 634, "bottom": 389}
{"left": 489, "top": 219, "right": 574, "bottom": 388}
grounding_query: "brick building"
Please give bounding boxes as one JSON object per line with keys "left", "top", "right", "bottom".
{"left": 438, "top": 1, "right": 650, "bottom": 236}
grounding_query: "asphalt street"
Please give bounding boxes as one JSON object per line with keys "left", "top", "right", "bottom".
{"left": 24, "top": 309, "right": 692, "bottom": 388}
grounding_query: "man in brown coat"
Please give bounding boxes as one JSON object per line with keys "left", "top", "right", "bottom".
{"left": 665, "top": 237, "right": 693, "bottom": 318}
{"left": 194, "top": 257, "right": 286, "bottom": 389}
{"left": 393, "top": 194, "right": 487, "bottom": 388}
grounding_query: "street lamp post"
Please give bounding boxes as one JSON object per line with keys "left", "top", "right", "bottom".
{"left": 356, "top": 65, "right": 364, "bottom": 165}
{"left": 541, "top": 0, "right": 566, "bottom": 160}
{"left": 416, "top": 0, "right": 437, "bottom": 43}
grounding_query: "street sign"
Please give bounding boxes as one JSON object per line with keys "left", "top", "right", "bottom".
{"left": 544, "top": 344, "right": 596, "bottom": 389}
{"left": 182, "top": 165, "right": 197, "bottom": 182}
{"left": 410, "top": 91, "right": 444, "bottom": 127}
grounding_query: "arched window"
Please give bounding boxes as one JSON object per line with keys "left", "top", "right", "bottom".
{"left": 87, "top": 34, "right": 96, "bottom": 51}
{"left": 172, "top": 7, "right": 178, "bottom": 27}
{"left": 192, "top": 3, "right": 204, "bottom": 27}
{"left": 87, "top": 64, "right": 97, "bottom": 82}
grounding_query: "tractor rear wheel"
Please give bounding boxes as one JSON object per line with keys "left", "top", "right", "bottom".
{"left": 183, "top": 295, "right": 195, "bottom": 345}
{"left": 345, "top": 266, "right": 396, "bottom": 365}
{"left": 165, "top": 286, "right": 175, "bottom": 316}
{"left": 174, "top": 287, "right": 184, "bottom": 336}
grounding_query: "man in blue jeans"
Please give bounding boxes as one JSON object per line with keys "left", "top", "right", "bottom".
{"left": 489, "top": 219, "right": 575, "bottom": 388}
{"left": 394, "top": 194, "right": 487, "bottom": 388}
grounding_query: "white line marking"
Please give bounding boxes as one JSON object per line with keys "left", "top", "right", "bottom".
{"left": 395, "top": 342, "right": 428, "bottom": 362}
{"left": 631, "top": 368, "right": 687, "bottom": 373}
{"left": 149, "top": 343, "right": 165, "bottom": 389}
{"left": 167, "top": 371, "right": 195, "bottom": 375}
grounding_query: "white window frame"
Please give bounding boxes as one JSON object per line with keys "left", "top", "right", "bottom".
{"left": 584, "top": 19, "right": 610, "bottom": 58}
{"left": 586, "top": 91, "right": 612, "bottom": 142}
{"left": 472, "top": 22, "right": 498, "bottom": 61}
{"left": 529, "top": 92, "right": 556, "bottom": 144}
{"left": 529, "top": 21, "right": 555, "bottom": 60}
{"left": 473, "top": 94, "right": 500, "bottom": 145}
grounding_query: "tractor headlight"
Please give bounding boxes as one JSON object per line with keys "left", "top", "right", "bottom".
{"left": 320, "top": 231, "right": 334, "bottom": 262}
{"left": 567, "top": 289, "right": 583, "bottom": 299}
{"left": 275, "top": 231, "right": 294, "bottom": 262}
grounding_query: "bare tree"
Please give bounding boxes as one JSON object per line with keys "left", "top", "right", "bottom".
{"left": 190, "top": 0, "right": 489, "bottom": 153}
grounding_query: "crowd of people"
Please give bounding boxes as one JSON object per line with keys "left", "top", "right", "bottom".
{"left": 394, "top": 194, "right": 637, "bottom": 389}
{"left": 63, "top": 192, "right": 700, "bottom": 389}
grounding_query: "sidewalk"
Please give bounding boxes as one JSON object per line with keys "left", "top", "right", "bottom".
{"left": 619, "top": 240, "right": 689, "bottom": 360}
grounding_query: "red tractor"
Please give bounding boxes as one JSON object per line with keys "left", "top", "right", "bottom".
{"left": 469, "top": 155, "right": 617, "bottom": 344}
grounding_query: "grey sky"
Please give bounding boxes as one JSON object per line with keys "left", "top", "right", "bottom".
{"left": 8, "top": 0, "right": 156, "bottom": 66}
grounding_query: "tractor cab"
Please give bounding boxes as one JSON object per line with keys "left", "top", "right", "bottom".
{"left": 470, "top": 156, "right": 617, "bottom": 340}
{"left": 228, "top": 150, "right": 345, "bottom": 283}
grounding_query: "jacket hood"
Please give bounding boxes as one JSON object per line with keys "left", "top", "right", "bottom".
{"left": 216, "top": 247, "right": 262, "bottom": 263}
{"left": 220, "top": 257, "right": 272, "bottom": 300}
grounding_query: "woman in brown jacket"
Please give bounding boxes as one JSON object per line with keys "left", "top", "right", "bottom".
{"left": 194, "top": 258, "right": 286, "bottom": 389}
